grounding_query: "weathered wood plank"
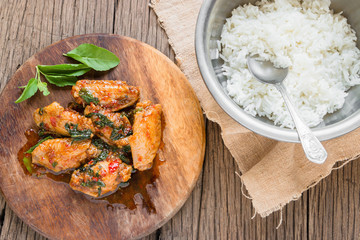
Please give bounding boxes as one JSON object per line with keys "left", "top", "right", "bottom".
{"left": 0, "top": 205, "right": 47, "bottom": 240}
{"left": 0, "top": 2, "right": 55, "bottom": 239}
{"left": 0, "top": 0, "right": 111, "bottom": 240}
{"left": 114, "top": 0, "right": 174, "bottom": 55}
{"left": 197, "top": 122, "right": 312, "bottom": 240}
{"left": 308, "top": 160, "right": 360, "bottom": 240}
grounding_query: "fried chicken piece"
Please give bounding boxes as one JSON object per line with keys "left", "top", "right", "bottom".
{"left": 72, "top": 80, "right": 140, "bottom": 111}
{"left": 33, "top": 102, "right": 95, "bottom": 138}
{"left": 70, "top": 151, "right": 132, "bottom": 197}
{"left": 84, "top": 105, "right": 132, "bottom": 148}
{"left": 129, "top": 101, "right": 162, "bottom": 171}
{"left": 32, "top": 138, "right": 98, "bottom": 173}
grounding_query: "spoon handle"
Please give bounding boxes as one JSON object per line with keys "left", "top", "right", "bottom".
{"left": 276, "top": 83, "right": 328, "bottom": 164}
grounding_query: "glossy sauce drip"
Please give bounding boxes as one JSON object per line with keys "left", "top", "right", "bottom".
{"left": 18, "top": 129, "right": 72, "bottom": 183}
{"left": 18, "top": 128, "right": 164, "bottom": 213}
{"left": 102, "top": 154, "right": 163, "bottom": 213}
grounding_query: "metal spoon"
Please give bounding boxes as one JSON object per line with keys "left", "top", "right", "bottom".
{"left": 247, "top": 56, "right": 327, "bottom": 164}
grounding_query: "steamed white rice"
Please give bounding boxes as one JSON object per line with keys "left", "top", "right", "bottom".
{"left": 219, "top": 0, "right": 360, "bottom": 128}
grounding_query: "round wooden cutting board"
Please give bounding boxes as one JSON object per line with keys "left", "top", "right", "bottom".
{"left": 0, "top": 34, "right": 205, "bottom": 239}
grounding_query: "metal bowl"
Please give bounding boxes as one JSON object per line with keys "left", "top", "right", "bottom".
{"left": 195, "top": 0, "right": 360, "bottom": 143}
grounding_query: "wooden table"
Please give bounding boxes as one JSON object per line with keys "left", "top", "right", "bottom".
{"left": 0, "top": 1, "right": 358, "bottom": 239}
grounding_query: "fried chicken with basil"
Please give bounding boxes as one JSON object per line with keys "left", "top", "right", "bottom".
{"left": 32, "top": 138, "right": 98, "bottom": 173}
{"left": 29, "top": 80, "right": 162, "bottom": 198}
{"left": 33, "top": 101, "right": 95, "bottom": 138}
{"left": 84, "top": 104, "right": 132, "bottom": 148}
{"left": 72, "top": 80, "right": 140, "bottom": 111}
{"left": 70, "top": 151, "right": 132, "bottom": 197}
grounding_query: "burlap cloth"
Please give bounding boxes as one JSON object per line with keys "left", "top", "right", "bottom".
{"left": 150, "top": 0, "right": 360, "bottom": 217}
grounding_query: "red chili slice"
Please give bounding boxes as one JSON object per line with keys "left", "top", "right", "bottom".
{"left": 50, "top": 117, "right": 57, "bottom": 127}
{"left": 109, "top": 161, "right": 120, "bottom": 173}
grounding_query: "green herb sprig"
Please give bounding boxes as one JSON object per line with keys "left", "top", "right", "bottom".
{"left": 25, "top": 136, "right": 54, "bottom": 154}
{"left": 15, "top": 44, "right": 120, "bottom": 103}
{"left": 86, "top": 112, "right": 114, "bottom": 128}
{"left": 90, "top": 150, "right": 109, "bottom": 166}
{"left": 65, "top": 123, "right": 93, "bottom": 141}
{"left": 79, "top": 88, "right": 99, "bottom": 105}
{"left": 86, "top": 112, "right": 131, "bottom": 141}
{"left": 22, "top": 156, "right": 33, "bottom": 174}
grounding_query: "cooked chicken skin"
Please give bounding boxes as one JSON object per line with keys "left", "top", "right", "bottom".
{"left": 70, "top": 152, "right": 132, "bottom": 197}
{"left": 72, "top": 80, "right": 140, "bottom": 111}
{"left": 32, "top": 139, "right": 98, "bottom": 172}
{"left": 29, "top": 78, "right": 164, "bottom": 198}
{"left": 84, "top": 105, "right": 132, "bottom": 148}
{"left": 33, "top": 102, "right": 95, "bottom": 138}
{"left": 129, "top": 101, "right": 162, "bottom": 171}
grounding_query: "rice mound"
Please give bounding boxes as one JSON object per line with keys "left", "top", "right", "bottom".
{"left": 219, "top": 0, "right": 360, "bottom": 128}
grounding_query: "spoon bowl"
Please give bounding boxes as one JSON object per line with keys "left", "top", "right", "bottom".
{"left": 247, "top": 56, "right": 328, "bottom": 164}
{"left": 247, "top": 56, "right": 288, "bottom": 84}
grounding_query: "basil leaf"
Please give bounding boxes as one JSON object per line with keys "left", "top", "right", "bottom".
{"left": 86, "top": 149, "right": 109, "bottom": 168}
{"left": 119, "top": 153, "right": 131, "bottom": 165}
{"left": 79, "top": 88, "right": 99, "bottom": 104}
{"left": 43, "top": 74, "right": 78, "bottom": 87}
{"left": 81, "top": 181, "right": 96, "bottom": 187}
{"left": 110, "top": 128, "right": 124, "bottom": 141}
{"left": 38, "top": 64, "right": 91, "bottom": 76}
{"left": 37, "top": 81, "right": 50, "bottom": 96}
{"left": 65, "top": 123, "right": 93, "bottom": 141}
{"left": 23, "top": 157, "right": 33, "bottom": 174}
{"left": 25, "top": 136, "right": 54, "bottom": 154}
{"left": 92, "top": 138, "right": 107, "bottom": 150}
{"left": 97, "top": 180, "right": 106, "bottom": 187}
{"left": 15, "top": 78, "right": 38, "bottom": 103}
{"left": 15, "top": 44, "right": 120, "bottom": 103}
{"left": 94, "top": 150, "right": 109, "bottom": 163}
{"left": 122, "top": 145, "right": 131, "bottom": 153}
{"left": 86, "top": 113, "right": 114, "bottom": 128}
{"left": 64, "top": 44, "right": 120, "bottom": 71}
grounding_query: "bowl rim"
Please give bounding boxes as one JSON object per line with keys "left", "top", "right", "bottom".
{"left": 195, "top": 0, "right": 360, "bottom": 143}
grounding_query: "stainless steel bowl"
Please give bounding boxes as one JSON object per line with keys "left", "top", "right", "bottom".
{"left": 195, "top": 0, "right": 360, "bottom": 143}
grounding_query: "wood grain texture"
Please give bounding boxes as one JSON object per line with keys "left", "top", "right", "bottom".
{"left": 0, "top": 34, "right": 205, "bottom": 240}
{"left": 0, "top": 0, "right": 359, "bottom": 240}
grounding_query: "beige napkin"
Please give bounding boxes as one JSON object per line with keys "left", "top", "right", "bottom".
{"left": 150, "top": 0, "right": 360, "bottom": 217}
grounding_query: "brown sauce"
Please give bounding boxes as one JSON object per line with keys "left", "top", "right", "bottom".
{"left": 18, "top": 128, "right": 165, "bottom": 213}
{"left": 102, "top": 154, "right": 163, "bottom": 213}
{"left": 18, "top": 129, "right": 72, "bottom": 183}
